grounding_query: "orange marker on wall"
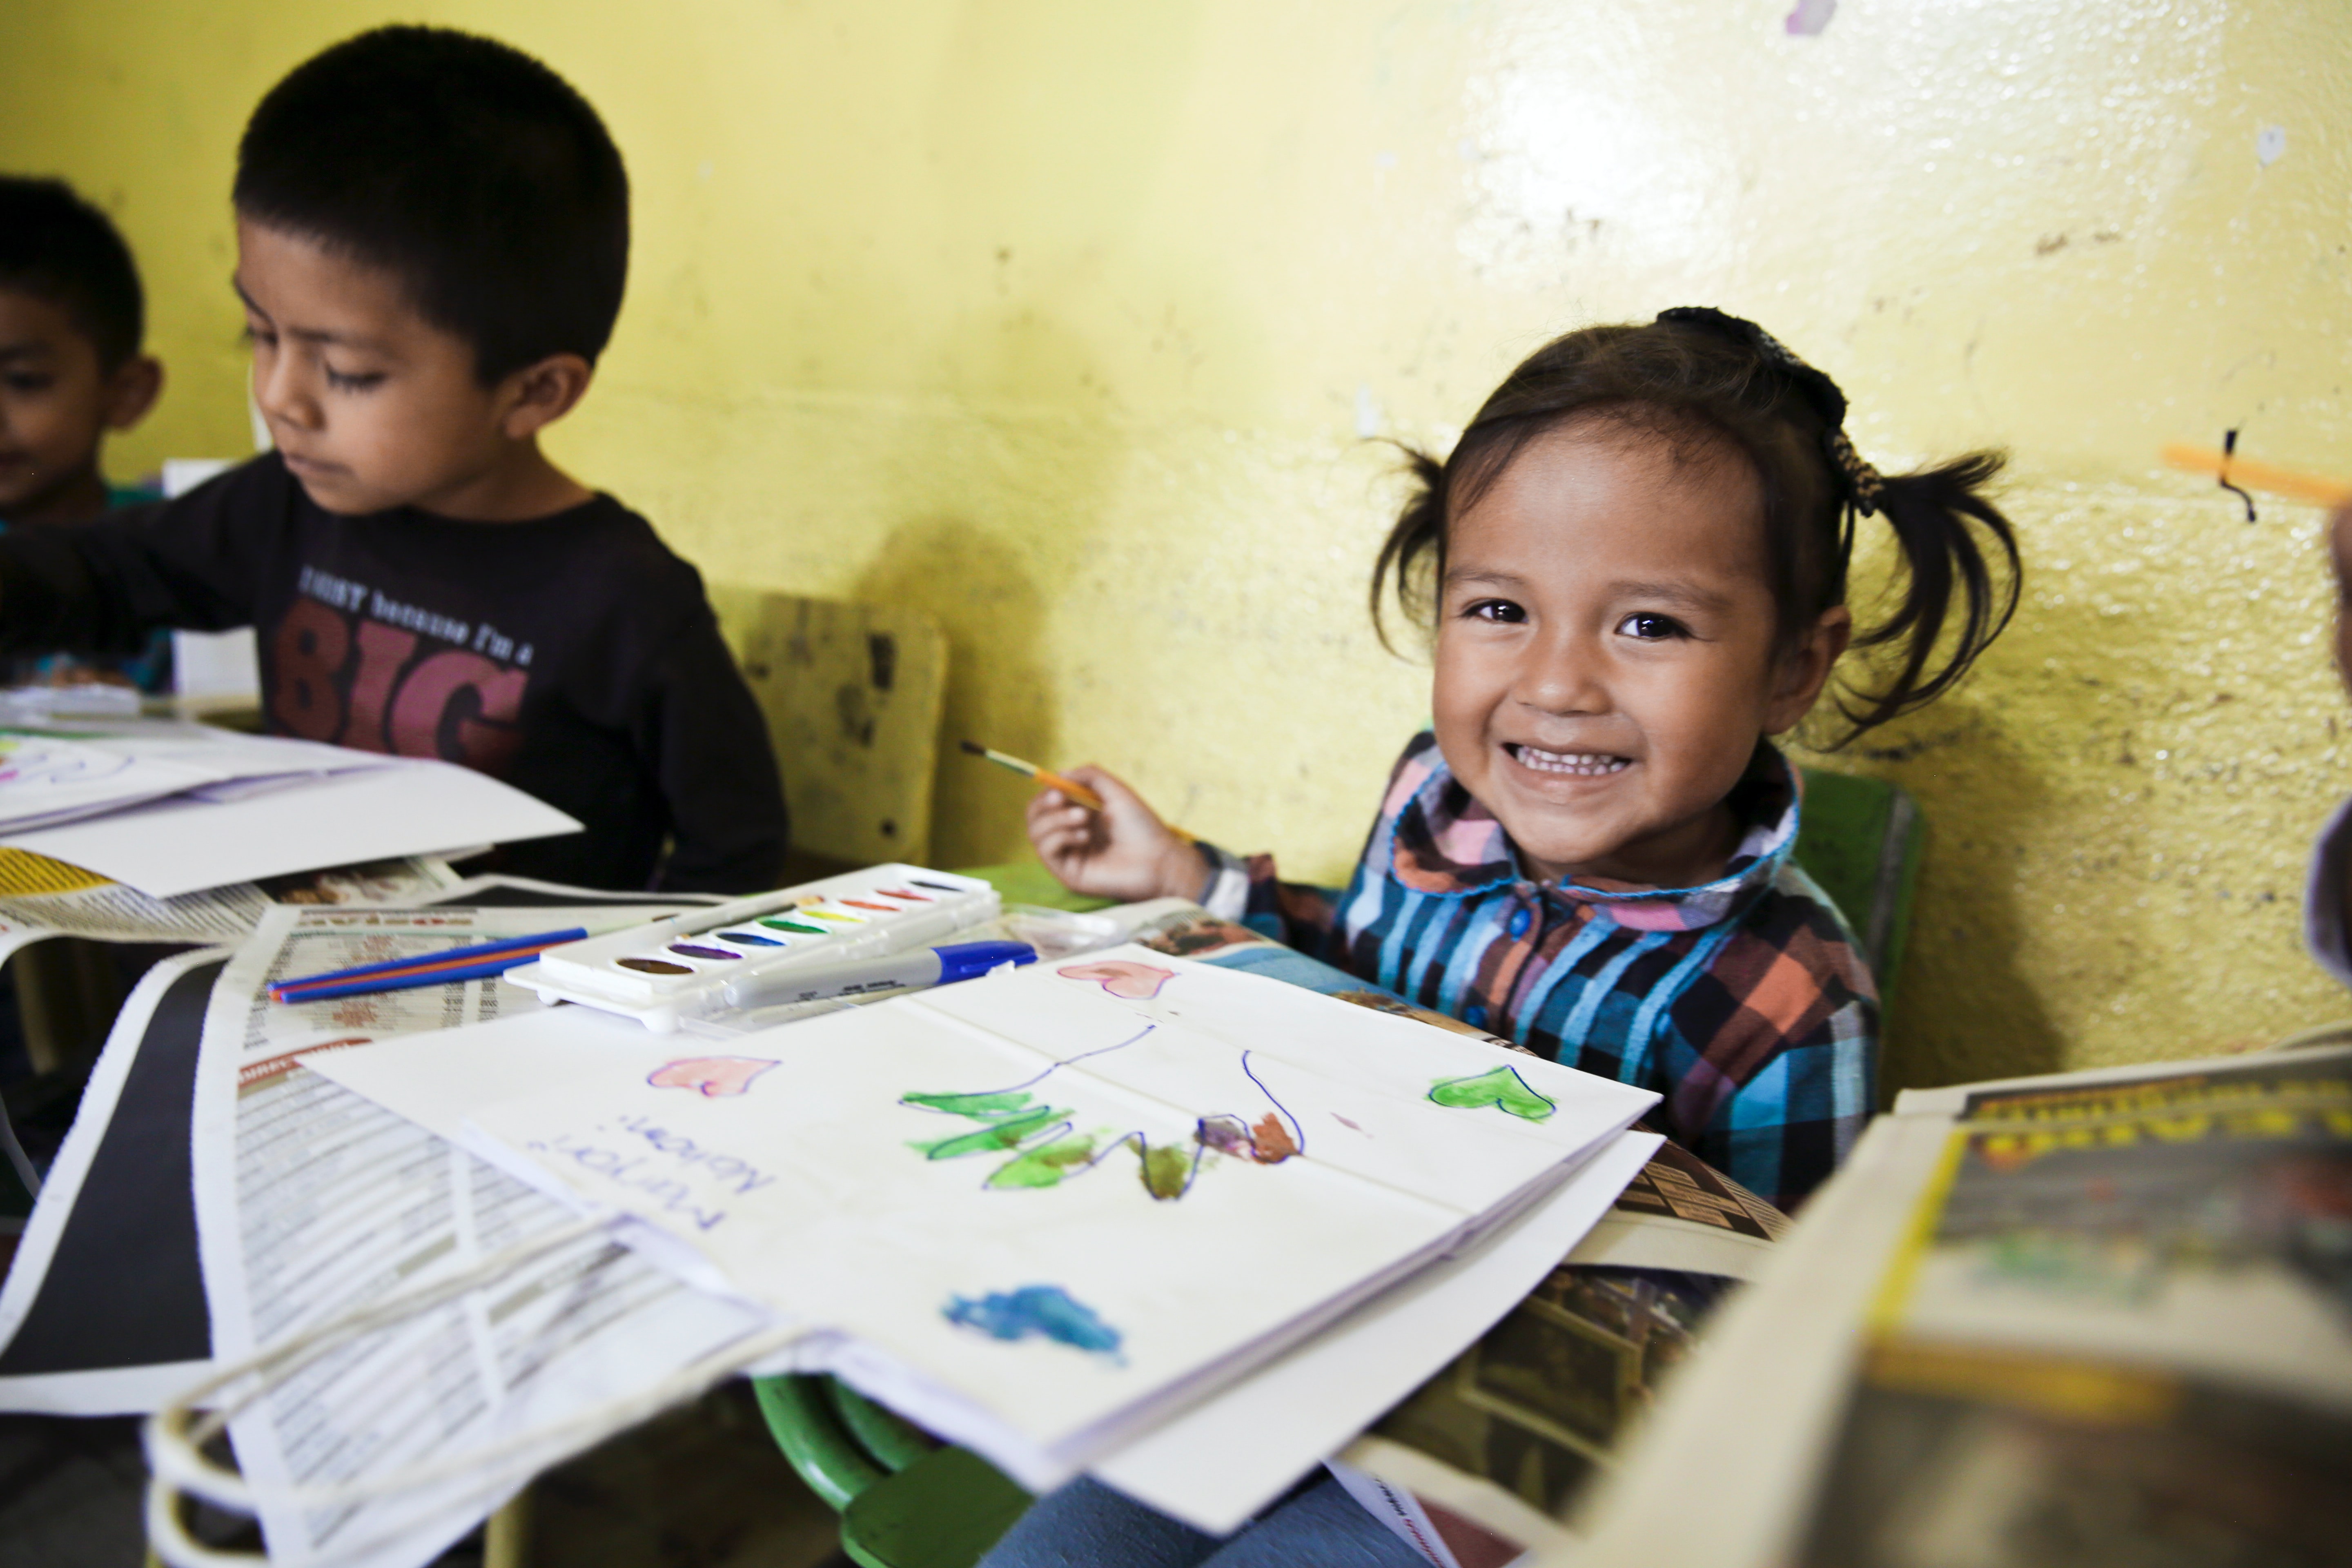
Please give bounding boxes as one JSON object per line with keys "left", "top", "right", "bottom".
{"left": 2162, "top": 442, "right": 2352, "bottom": 508}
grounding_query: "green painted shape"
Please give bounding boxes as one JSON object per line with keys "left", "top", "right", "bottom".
{"left": 902, "top": 1089, "right": 1035, "bottom": 1118}
{"left": 1428, "top": 1064, "right": 1556, "bottom": 1122}
{"left": 1138, "top": 1142, "right": 1193, "bottom": 1200}
{"left": 915, "top": 1107, "right": 1062, "bottom": 1160}
{"left": 985, "top": 1134, "right": 1098, "bottom": 1189}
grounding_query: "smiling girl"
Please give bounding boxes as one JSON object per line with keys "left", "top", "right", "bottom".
{"left": 1029, "top": 308, "right": 2020, "bottom": 1215}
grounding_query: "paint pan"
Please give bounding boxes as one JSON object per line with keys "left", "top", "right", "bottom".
{"left": 507, "top": 863, "right": 1000, "bottom": 1033}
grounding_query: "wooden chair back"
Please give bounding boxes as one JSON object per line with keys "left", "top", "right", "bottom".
{"left": 709, "top": 589, "right": 948, "bottom": 869}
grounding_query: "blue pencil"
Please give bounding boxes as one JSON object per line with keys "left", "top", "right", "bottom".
{"left": 270, "top": 927, "right": 586, "bottom": 1003}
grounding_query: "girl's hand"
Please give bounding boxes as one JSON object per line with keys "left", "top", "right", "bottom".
{"left": 1025, "top": 765, "right": 1203, "bottom": 903}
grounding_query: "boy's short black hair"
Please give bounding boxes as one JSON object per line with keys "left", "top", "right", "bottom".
{"left": 0, "top": 176, "right": 146, "bottom": 372}
{"left": 234, "top": 25, "right": 628, "bottom": 385}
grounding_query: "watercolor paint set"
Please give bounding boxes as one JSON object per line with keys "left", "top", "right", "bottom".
{"left": 506, "top": 864, "right": 1000, "bottom": 1031}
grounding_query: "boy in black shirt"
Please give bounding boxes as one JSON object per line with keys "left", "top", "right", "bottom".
{"left": 0, "top": 28, "right": 786, "bottom": 894}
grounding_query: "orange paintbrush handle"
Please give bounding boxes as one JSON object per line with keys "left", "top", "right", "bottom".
{"left": 1029, "top": 768, "right": 1107, "bottom": 811}
{"left": 2163, "top": 443, "right": 2352, "bottom": 507}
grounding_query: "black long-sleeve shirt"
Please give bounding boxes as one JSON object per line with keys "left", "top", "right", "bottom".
{"left": 0, "top": 454, "right": 786, "bottom": 893}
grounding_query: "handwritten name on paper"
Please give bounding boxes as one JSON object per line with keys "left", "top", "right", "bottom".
{"left": 526, "top": 1112, "right": 777, "bottom": 1232}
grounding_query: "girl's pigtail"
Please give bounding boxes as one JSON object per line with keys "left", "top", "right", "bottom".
{"left": 1371, "top": 445, "right": 1449, "bottom": 655}
{"left": 1833, "top": 450, "right": 2020, "bottom": 738}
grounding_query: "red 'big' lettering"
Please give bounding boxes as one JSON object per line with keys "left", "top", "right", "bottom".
{"left": 271, "top": 597, "right": 347, "bottom": 740}
{"left": 267, "top": 600, "right": 528, "bottom": 774}
{"left": 390, "top": 651, "right": 527, "bottom": 772}
{"left": 344, "top": 621, "right": 419, "bottom": 753}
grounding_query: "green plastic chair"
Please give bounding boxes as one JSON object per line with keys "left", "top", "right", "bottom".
{"left": 750, "top": 1374, "right": 1031, "bottom": 1568}
{"left": 1790, "top": 766, "right": 1923, "bottom": 1007}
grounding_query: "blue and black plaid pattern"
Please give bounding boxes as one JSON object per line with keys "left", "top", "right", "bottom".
{"left": 1198, "top": 732, "right": 1878, "bottom": 1210}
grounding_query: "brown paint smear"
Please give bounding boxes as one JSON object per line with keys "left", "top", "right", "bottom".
{"left": 1250, "top": 1113, "right": 1299, "bottom": 1163}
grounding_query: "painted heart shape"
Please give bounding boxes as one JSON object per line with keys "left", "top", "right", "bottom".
{"left": 1058, "top": 960, "right": 1177, "bottom": 1000}
{"left": 646, "top": 1056, "right": 778, "bottom": 1098}
{"left": 1427, "top": 1064, "right": 1555, "bottom": 1122}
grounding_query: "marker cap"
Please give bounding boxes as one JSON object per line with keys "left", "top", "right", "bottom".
{"left": 933, "top": 940, "right": 1039, "bottom": 983}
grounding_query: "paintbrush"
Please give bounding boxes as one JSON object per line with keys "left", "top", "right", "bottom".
{"left": 961, "top": 741, "right": 1196, "bottom": 843}
{"left": 2163, "top": 443, "right": 2352, "bottom": 507}
{"left": 962, "top": 740, "right": 1107, "bottom": 808}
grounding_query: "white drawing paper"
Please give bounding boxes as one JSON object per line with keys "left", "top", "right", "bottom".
{"left": 312, "top": 945, "right": 1657, "bottom": 1485}
{"left": 1092, "top": 1129, "right": 1663, "bottom": 1532}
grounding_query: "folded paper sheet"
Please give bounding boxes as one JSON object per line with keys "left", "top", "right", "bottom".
{"left": 1090, "top": 1129, "right": 1663, "bottom": 1532}
{"left": 4, "top": 756, "right": 578, "bottom": 897}
{"left": 0, "top": 729, "right": 395, "bottom": 834}
{"left": 314, "top": 944, "right": 1657, "bottom": 1485}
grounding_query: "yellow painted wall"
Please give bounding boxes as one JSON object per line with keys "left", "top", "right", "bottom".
{"left": 7, "top": 0, "right": 2349, "bottom": 1090}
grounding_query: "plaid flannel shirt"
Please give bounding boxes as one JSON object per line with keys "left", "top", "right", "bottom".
{"left": 1196, "top": 731, "right": 1877, "bottom": 1209}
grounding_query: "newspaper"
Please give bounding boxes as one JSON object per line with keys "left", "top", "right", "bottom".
{"left": 0, "top": 949, "right": 229, "bottom": 1413}
{"left": 0, "top": 847, "right": 458, "bottom": 960}
{"left": 184, "top": 901, "right": 778, "bottom": 1568}
{"left": 1567, "top": 1045, "right": 2352, "bottom": 1568}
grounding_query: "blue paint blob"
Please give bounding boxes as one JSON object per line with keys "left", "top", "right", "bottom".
{"left": 943, "top": 1285, "right": 1123, "bottom": 1359}
{"left": 717, "top": 931, "right": 784, "bottom": 946}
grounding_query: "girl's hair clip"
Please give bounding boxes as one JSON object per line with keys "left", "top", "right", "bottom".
{"left": 1654, "top": 306, "right": 1884, "bottom": 516}
{"left": 1825, "top": 428, "right": 1885, "bottom": 518}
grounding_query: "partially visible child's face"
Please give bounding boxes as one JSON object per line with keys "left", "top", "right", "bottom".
{"left": 0, "top": 289, "right": 159, "bottom": 519}
{"left": 234, "top": 220, "right": 558, "bottom": 517}
{"left": 2332, "top": 502, "right": 2352, "bottom": 696}
{"left": 1432, "top": 422, "right": 1846, "bottom": 889}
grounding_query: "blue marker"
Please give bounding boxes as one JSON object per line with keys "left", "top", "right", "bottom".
{"left": 720, "top": 939, "right": 1037, "bottom": 1012}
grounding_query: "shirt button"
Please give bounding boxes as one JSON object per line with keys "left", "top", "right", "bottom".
{"left": 1508, "top": 906, "right": 1532, "bottom": 939}
{"left": 1465, "top": 1005, "right": 1490, "bottom": 1029}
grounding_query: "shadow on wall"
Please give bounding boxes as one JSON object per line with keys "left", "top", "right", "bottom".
{"left": 1798, "top": 685, "right": 2069, "bottom": 1099}
{"left": 1799, "top": 483, "right": 2352, "bottom": 1089}
{"left": 1871, "top": 698, "right": 2069, "bottom": 1097}
{"left": 838, "top": 2, "right": 1213, "bottom": 871}
{"left": 851, "top": 298, "right": 1153, "bottom": 869}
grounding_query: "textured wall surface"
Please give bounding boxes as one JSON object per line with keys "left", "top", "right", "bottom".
{"left": 7, "top": 0, "right": 2349, "bottom": 1089}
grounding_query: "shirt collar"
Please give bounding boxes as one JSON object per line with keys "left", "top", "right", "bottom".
{"left": 1387, "top": 739, "right": 1802, "bottom": 933}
